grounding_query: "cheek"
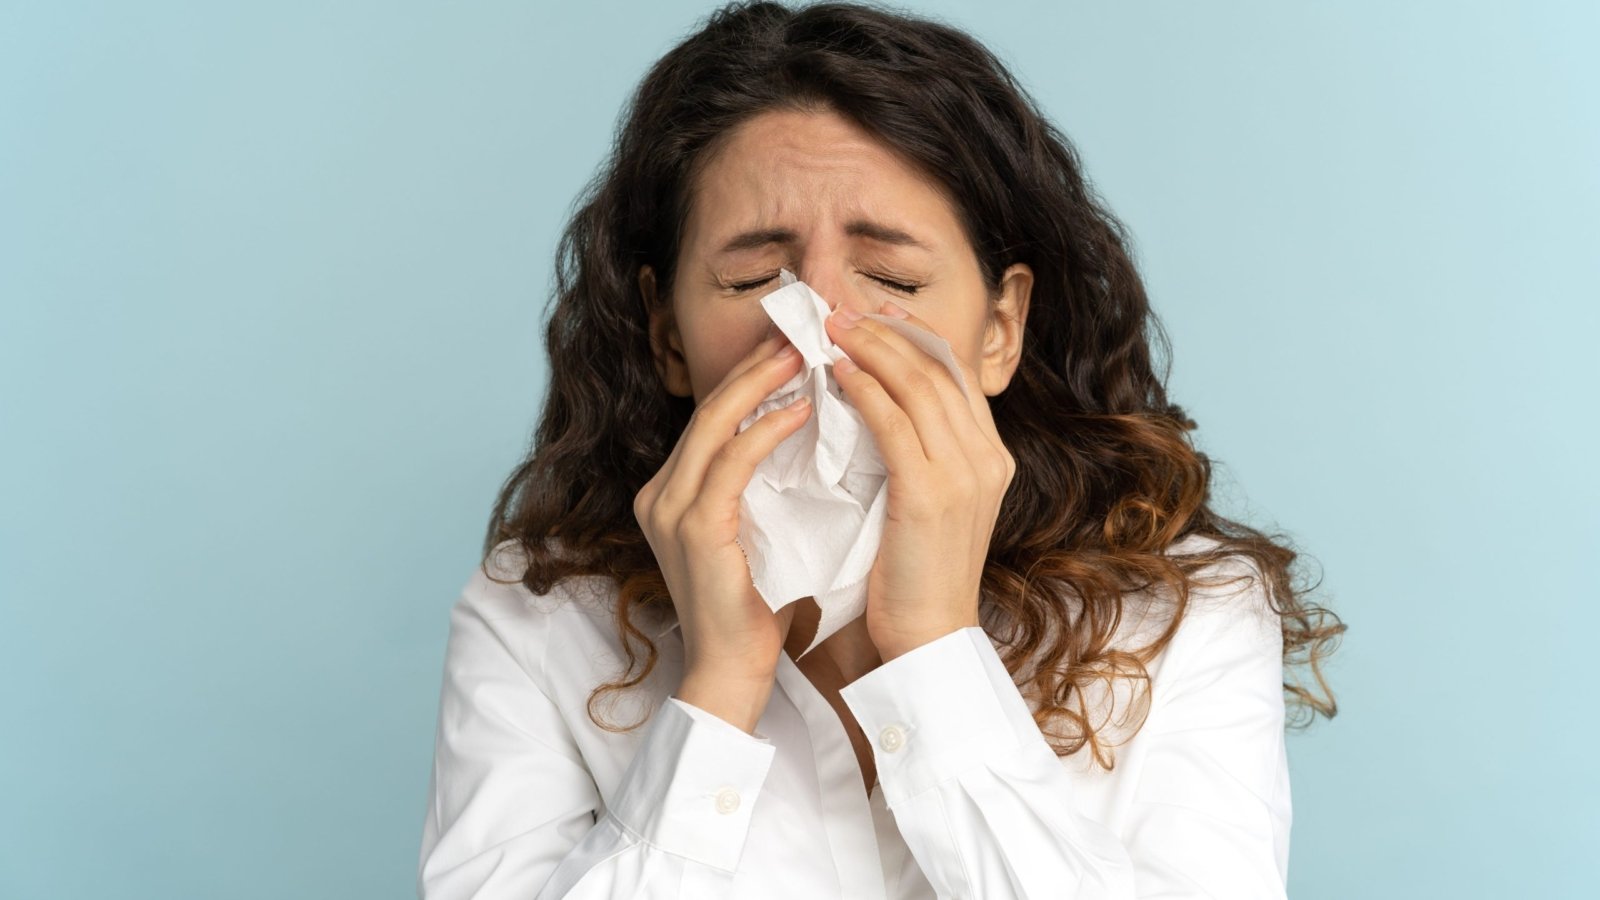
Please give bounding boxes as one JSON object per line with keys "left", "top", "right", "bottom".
{"left": 686, "top": 316, "right": 773, "bottom": 402}
{"left": 921, "top": 311, "right": 986, "bottom": 381}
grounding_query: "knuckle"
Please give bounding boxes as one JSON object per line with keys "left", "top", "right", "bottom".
{"left": 984, "top": 454, "right": 1010, "bottom": 486}
{"left": 711, "top": 436, "right": 751, "bottom": 468}
{"left": 646, "top": 504, "right": 675, "bottom": 537}
{"left": 905, "top": 369, "right": 938, "bottom": 400}
{"left": 677, "top": 505, "right": 720, "bottom": 541}
{"left": 634, "top": 478, "right": 660, "bottom": 513}
{"left": 883, "top": 413, "right": 916, "bottom": 443}
{"left": 672, "top": 511, "right": 700, "bottom": 543}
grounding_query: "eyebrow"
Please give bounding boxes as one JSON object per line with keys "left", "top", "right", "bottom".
{"left": 715, "top": 219, "right": 934, "bottom": 255}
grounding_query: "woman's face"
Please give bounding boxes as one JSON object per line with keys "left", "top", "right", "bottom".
{"left": 641, "top": 106, "right": 1033, "bottom": 403}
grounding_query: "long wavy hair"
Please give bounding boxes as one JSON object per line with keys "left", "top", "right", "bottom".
{"left": 483, "top": 0, "right": 1344, "bottom": 770}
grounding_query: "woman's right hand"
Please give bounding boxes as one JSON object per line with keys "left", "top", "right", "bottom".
{"left": 633, "top": 327, "right": 813, "bottom": 729}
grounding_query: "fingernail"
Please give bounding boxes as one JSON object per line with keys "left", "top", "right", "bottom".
{"left": 880, "top": 300, "right": 909, "bottom": 319}
{"left": 833, "top": 307, "right": 863, "bottom": 328}
{"left": 775, "top": 342, "right": 797, "bottom": 358}
{"left": 835, "top": 356, "right": 858, "bottom": 374}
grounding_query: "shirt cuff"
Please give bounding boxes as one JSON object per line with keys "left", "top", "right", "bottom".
{"left": 838, "top": 626, "right": 1035, "bottom": 808}
{"left": 605, "top": 694, "right": 777, "bottom": 873}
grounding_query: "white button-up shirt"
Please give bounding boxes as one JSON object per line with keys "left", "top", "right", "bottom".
{"left": 417, "top": 534, "right": 1291, "bottom": 898}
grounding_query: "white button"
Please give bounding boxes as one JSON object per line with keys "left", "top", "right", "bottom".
{"left": 878, "top": 724, "right": 906, "bottom": 753}
{"left": 714, "top": 787, "right": 741, "bottom": 814}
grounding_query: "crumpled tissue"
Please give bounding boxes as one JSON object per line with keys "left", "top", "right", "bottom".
{"left": 734, "top": 268, "right": 970, "bottom": 658}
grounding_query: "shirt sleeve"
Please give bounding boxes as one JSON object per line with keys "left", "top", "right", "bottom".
{"left": 837, "top": 577, "right": 1290, "bottom": 899}
{"left": 416, "top": 579, "right": 779, "bottom": 899}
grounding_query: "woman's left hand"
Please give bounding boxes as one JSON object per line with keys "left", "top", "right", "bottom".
{"left": 824, "top": 298, "right": 1017, "bottom": 662}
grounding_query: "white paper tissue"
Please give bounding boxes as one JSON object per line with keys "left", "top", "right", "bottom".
{"left": 734, "top": 268, "right": 971, "bottom": 658}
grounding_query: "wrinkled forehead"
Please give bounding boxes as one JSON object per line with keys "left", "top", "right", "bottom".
{"left": 679, "top": 110, "right": 961, "bottom": 261}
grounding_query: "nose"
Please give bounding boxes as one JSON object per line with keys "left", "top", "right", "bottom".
{"left": 791, "top": 266, "right": 876, "bottom": 321}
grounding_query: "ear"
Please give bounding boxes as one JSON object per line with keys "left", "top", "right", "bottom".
{"left": 641, "top": 265, "right": 694, "bottom": 398}
{"left": 978, "top": 262, "right": 1033, "bottom": 396}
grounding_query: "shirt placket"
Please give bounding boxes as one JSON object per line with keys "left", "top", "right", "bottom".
{"left": 773, "top": 650, "right": 891, "bottom": 900}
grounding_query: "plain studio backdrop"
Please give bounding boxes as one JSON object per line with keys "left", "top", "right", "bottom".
{"left": 2, "top": 1, "right": 1595, "bottom": 897}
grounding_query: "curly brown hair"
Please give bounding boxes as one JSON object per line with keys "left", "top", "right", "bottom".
{"left": 482, "top": 0, "right": 1344, "bottom": 771}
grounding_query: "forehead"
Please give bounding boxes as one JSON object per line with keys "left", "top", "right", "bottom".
{"left": 682, "top": 107, "right": 964, "bottom": 254}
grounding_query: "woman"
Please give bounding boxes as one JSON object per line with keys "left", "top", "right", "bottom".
{"left": 417, "top": 2, "right": 1344, "bottom": 897}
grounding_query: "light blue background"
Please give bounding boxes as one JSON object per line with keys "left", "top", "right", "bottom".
{"left": 3, "top": 1, "right": 1595, "bottom": 897}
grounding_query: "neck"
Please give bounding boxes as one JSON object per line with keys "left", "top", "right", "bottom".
{"left": 784, "top": 596, "right": 883, "bottom": 683}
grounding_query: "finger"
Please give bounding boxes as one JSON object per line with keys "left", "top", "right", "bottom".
{"left": 829, "top": 351, "right": 932, "bottom": 478}
{"left": 658, "top": 329, "right": 788, "bottom": 473}
{"left": 691, "top": 393, "right": 814, "bottom": 523}
{"left": 658, "top": 339, "right": 805, "bottom": 510}
{"left": 645, "top": 327, "right": 791, "bottom": 517}
{"left": 870, "top": 300, "right": 1006, "bottom": 458}
{"left": 825, "top": 308, "right": 963, "bottom": 463}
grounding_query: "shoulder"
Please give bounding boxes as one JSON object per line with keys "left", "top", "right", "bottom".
{"left": 1075, "top": 534, "right": 1281, "bottom": 720}
{"left": 445, "top": 538, "right": 641, "bottom": 684}
{"left": 1097, "top": 533, "right": 1276, "bottom": 653}
{"left": 1149, "top": 533, "right": 1285, "bottom": 712}
{"left": 1012, "top": 534, "right": 1281, "bottom": 750}
{"left": 1163, "top": 533, "right": 1281, "bottom": 642}
{"left": 469, "top": 538, "right": 623, "bottom": 619}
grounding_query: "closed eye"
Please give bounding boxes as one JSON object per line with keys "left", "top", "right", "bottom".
{"left": 727, "top": 273, "right": 921, "bottom": 295}
{"left": 728, "top": 275, "right": 778, "bottom": 292}
{"left": 868, "top": 275, "right": 920, "bottom": 295}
